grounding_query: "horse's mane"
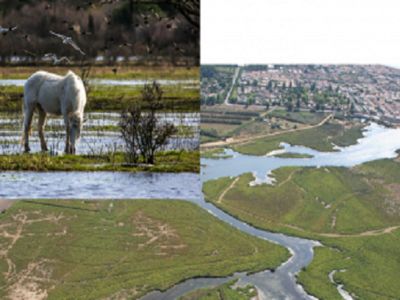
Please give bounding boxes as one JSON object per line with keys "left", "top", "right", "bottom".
{"left": 64, "top": 71, "right": 86, "bottom": 115}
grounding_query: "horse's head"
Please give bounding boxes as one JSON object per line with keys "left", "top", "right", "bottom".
{"left": 69, "top": 113, "right": 83, "bottom": 154}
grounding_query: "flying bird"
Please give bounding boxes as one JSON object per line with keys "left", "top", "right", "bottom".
{"left": 49, "top": 30, "right": 86, "bottom": 55}
{"left": 43, "top": 53, "right": 71, "bottom": 65}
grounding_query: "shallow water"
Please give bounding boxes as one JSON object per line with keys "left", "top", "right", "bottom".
{"left": 0, "top": 112, "right": 199, "bottom": 154}
{"left": 0, "top": 171, "right": 201, "bottom": 200}
{"left": 202, "top": 123, "right": 400, "bottom": 184}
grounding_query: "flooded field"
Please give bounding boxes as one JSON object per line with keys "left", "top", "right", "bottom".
{"left": 0, "top": 112, "right": 199, "bottom": 154}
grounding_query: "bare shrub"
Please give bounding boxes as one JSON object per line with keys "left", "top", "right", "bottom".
{"left": 119, "top": 82, "right": 177, "bottom": 164}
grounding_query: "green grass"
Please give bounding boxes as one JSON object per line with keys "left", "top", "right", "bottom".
{"left": 203, "top": 162, "right": 400, "bottom": 235}
{"left": 268, "top": 109, "right": 328, "bottom": 125}
{"left": 201, "top": 148, "right": 233, "bottom": 159}
{"left": 0, "top": 151, "right": 199, "bottom": 173}
{"left": 0, "top": 200, "right": 288, "bottom": 299}
{"left": 202, "top": 159, "right": 400, "bottom": 299}
{"left": 180, "top": 280, "right": 257, "bottom": 300}
{"left": 233, "top": 122, "right": 364, "bottom": 155}
{"left": 0, "top": 66, "right": 199, "bottom": 80}
{"left": 298, "top": 231, "right": 400, "bottom": 300}
{"left": 0, "top": 84, "right": 199, "bottom": 112}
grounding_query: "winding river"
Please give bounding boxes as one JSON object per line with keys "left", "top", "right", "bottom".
{"left": 0, "top": 123, "right": 399, "bottom": 299}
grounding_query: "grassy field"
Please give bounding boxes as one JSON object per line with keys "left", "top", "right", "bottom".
{"left": 0, "top": 200, "right": 288, "bottom": 300}
{"left": 0, "top": 151, "right": 199, "bottom": 173}
{"left": 180, "top": 280, "right": 257, "bottom": 300}
{"left": 268, "top": 109, "right": 328, "bottom": 125}
{"left": 0, "top": 84, "right": 199, "bottom": 112}
{"left": 200, "top": 148, "right": 232, "bottom": 159}
{"left": 202, "top": 159, "right": 400, "bottom": 299}
{"left": 200, "top": 107, "right": 306, "bottom": 143}
{"left": 298, "top": 230, "right": 400, "bottom": 300}
{"left": 0, "top": 66, "right": 199, "bottom": 80}
{"left": 232, "top": 121, "right": 364, "bottom": 155}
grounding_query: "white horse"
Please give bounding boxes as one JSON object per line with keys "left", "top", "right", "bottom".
{"left": 23, "top": 70, "right": 87, "bottom": 154}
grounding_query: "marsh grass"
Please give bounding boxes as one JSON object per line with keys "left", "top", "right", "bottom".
{"left": 233, "top": 122, "right": 364, "bottom": 155}
{"left": 202, "top": 159, "right": 400, "bottom": 300}
{"left": 0, "top": 151, "right": 200, "bottom": 173}
{"left": 0, "top": 200, "right": 288, "bottom": 300}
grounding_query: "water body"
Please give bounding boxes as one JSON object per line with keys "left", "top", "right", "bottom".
{"left": 202, "top": 123, "right": 400, "bottom": 185}
{"left": 328, "top": 270, "right": 354, "bottom": 300}
{"left": 0, "top": 171, "right": 201, "bottom": 201}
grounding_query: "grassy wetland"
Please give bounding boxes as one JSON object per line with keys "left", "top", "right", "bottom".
{"left": 0, "top": 200, "right": 288, "bottom": 300}
{"left": 0, "top": 65, "right": 200, "bottom": 172}
{"left": 202, "top": 157, "right": 400, "bottom": 300}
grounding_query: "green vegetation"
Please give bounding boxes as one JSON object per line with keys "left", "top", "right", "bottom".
{"left": 202, "top": 158, "right": 400, "bottom": 299}
{"left": 0, "top": 83, "right": 199, "bottom": 112}
{"left": 233, "top": 122, "right": 364, "bottom": 155}
{"left": 0, "top": 200, "right": 288, "bottom": 299}
{"left": 180, "top": 280, "right": 257, "bottom": 300}
{"left": 201, "top": 66, "right": 236, "bottom": 105}
{"left": 0, "top": 151, "right": 199, "bottom": 173}
{"left": 0, "top": 66, "right": 199, "bottom": 80}
{"left": 299, "top": 230, "right": 400, "bottom": 300}
{"left": 268, "top": 109, "right": 328, "bottom": 125}
{"left": 201, "top": 148, "right": 232, "bottom": 159}
{"left": 203, "top": 161, "right": 400, "bottom": 235}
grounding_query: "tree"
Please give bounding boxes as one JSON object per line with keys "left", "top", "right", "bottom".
{"left": 88, "top": 14, "right": 95, "bottom": 34}
{"left": 120, "top": 82, "right": 177, "bottom": 164}
{"left": 170, "top": 0, "right": 199, "bottom": 28}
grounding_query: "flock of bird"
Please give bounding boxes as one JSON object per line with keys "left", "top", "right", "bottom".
{"left": 0, "top": 0, "right": 192, "bottom": 65}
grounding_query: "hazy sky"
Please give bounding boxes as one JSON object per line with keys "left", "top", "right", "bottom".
{"left": 201, "top": 0, "right": 400, "bottom": 65}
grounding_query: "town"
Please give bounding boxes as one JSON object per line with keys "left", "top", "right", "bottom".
{"left": 201, "top": 64, "right": 400, "bottom": 126}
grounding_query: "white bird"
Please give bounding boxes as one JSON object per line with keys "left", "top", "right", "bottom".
{"left": 43, "top": 53, "right": 71, "bottom": 65}
{"left": 49, "top": 30, "right": 86, "bottom": 55}
{"left": 0, "top": 26, "right": 17, "bottom": 34}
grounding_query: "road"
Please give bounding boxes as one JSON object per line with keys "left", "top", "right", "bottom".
{"left": 224, "top": 66, "right": 240, "bottom": 105}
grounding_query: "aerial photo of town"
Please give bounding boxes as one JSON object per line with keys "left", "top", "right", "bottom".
{"left": 200, "top": 64, "right": 400, "bottom": 300}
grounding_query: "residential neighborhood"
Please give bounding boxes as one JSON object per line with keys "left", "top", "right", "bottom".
{"left": 201, "top": 64, "right": 400, "bottom": 126}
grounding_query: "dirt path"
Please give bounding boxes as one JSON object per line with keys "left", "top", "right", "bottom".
{"left": 282, "top": 222, "right": 400, "bottom": 238}
{"left": 0, "top": 199, "right": 14, "bottom": 213}
{"left": 217, "top": 177, "right": 240, "bottom": 203}
{"left": 277, "top": 170, "right": 298, "bottom": 187}
{"left": 319, "top": 225, "right": 400, "bottom": 238}
{"left": 201, "top": 113, "right": 333, "bottom": 149}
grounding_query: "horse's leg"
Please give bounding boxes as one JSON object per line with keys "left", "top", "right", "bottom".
{"left": 23, "top": 104, "right": 34, "bottom": 153}
{"left": 38, "top": 107, "right": 48, "bottom": 152}
{"left": 64, "top": 117, "right": 71, "bottom": 154}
